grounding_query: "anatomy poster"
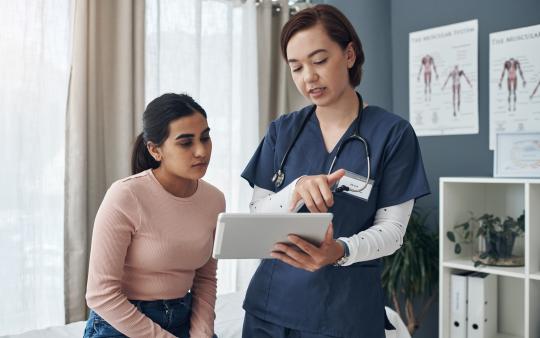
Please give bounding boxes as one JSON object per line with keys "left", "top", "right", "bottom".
{"left": 409, "top": 20, "right": 478, "bottom": 136}
{"left": 489, "top": 24, "right": 540, "bottom": 149}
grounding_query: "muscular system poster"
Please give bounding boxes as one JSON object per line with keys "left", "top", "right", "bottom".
{"left": 409, "top": 20, "right": 478, "bottom": 136}
{"left": 490, "top": 24, "right": 540, "bottom": 149}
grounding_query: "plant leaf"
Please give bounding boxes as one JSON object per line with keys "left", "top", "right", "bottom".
{"left": 455, "top": 243, "right": 461, "bottom": 254}
{"left": 446, "top": 231, "right": 456, "bottom": 242}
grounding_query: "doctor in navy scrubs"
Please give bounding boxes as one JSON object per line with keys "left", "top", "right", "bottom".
{"left": 241, "top": 4, "right": 430, "bottom": 338}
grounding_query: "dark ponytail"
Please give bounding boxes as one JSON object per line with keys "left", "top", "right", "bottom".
{"left": 131, "top": 93, "right": 207, "bottom": 175}
{"left": 131, "top": 132, "right": 160, "bottom": 174}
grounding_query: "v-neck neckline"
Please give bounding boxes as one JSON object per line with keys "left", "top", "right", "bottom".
{"left": 312, "top": 107, "right": 363, "bottom": 156}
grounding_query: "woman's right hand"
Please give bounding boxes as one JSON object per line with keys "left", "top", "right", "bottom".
{"left": 289, "top": 169, "right": 345, "bottom": 213}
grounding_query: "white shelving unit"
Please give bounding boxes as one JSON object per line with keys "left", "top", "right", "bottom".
{"left": 439, "top": 177, "right": 540, "bottom": 338}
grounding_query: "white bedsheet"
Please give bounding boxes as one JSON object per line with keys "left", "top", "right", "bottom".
{"left": 1, "top": 291, "right": 410, "bottom": 338}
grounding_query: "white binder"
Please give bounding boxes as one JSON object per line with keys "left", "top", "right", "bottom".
{"left": 450, "top": 271, "right": 473, "bottom": 338}
{"left": 467, "top": 272, "right": 497, "bottom": 338}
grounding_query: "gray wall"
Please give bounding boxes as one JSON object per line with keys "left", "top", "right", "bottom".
{"left": 318, "top": 0, "right": 540, "bottom": 337}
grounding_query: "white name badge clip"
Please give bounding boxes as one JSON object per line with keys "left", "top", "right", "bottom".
{"left": 334, "top": 170, "right": 374, "bottom": 201}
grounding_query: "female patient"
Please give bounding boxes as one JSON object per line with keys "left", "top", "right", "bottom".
{"left": 84, "top": 93, "right": 224, "bottom": 338}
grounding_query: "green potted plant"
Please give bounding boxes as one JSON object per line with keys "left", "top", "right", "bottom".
{"left": 446, "top": 211, "right": 524, "bottom": 267}
{"left": 382, "top": 208, "right": 438, "bottom": 335}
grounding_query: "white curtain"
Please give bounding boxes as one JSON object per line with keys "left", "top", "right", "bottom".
{"left": 0, "top": 0, "right": 73, "bottom": 335}
{"left": 145, "top": 0, "right": 260, "bottom": 295}
{"left": 64, "top": 0, "right": 145, "bottom": 322}
{"left": 257, "top": 0, "right": 310, "bottom": 132}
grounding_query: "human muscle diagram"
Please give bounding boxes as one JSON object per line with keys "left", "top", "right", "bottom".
{"left": 498, "top": 58, "right": 526, "bottom": 111}
{"left": 441, "top": 65, "right": 472, "bottom": 116}
{"left": 417, "top": 55, "right": 439, "bottom": 102}
{"left": 410, "top": 20, "right": 478, "bottom": 136}
{"left": 490, "top": 24, "right": 540, "bottom": 149}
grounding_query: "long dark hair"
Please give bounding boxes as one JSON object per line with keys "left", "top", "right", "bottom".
{"left": 131, "top": 93, "right": 207, "bottom": 174}
{"left": 280, "top": 4, "right": 365, "bottom": 87}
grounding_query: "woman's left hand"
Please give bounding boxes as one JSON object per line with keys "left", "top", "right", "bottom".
{"left": 270, "top": 223, "right": 344, "bottom": 272}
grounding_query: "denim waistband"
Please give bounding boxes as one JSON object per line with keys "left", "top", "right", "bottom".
{"left": 128, "top": 292, "right": 192, "bottom": 310}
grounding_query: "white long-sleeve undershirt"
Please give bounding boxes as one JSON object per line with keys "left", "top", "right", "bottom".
{"left": 249, "top": 179, "right": 413, "bottom": 265}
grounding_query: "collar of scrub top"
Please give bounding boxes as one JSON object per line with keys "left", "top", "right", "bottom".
{"left": 271, "top": 92, "right": 371, "bottom": 193}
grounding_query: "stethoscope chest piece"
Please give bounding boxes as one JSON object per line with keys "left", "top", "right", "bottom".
{"left": 271, "top": 94, "right": 368, "bottom": 190}
{"left": 272, "top": 169, "right": 285, "bottom": 188}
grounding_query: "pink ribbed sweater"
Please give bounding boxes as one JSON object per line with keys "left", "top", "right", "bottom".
{"left": 85, "top": 169, "right": 225, "bottom": 338}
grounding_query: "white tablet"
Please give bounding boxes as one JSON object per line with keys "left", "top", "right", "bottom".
{"left": 212, "top": 212, "right": 333, "bottom": 259}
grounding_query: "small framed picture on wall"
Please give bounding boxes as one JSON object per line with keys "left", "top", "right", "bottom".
{"left": 494, "top": 132, "right": 540, "bottom": 177}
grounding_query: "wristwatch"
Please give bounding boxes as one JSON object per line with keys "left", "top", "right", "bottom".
{"left": 334, "top": 239, "right": 350, "bottom": 266}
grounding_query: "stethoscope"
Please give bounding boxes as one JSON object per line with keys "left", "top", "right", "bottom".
{"left": 271, "top": 94, "right": 371, "bottom": 193}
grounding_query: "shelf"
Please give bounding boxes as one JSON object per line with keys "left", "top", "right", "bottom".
{"left": 530, "top": 273, "right": 540, "bottom": 281}
{"left": 440, "top": 177, "right": 540, "bottom": 184}
{"left": 440, "top": 178, "right": 536, "bottom": 337}
{"left": 528, "top": 184, "right": 540, "bottom": 277}
{"left": 442, "top": 259, "right": 526, "bottom": 279}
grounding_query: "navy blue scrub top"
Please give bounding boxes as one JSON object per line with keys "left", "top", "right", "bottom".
{"left": 241, "top": 101, "right": 430, "bottom": 338}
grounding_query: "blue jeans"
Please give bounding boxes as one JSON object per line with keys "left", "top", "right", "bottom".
{"left": 83, "top": 293, "right": 217, "bottom": 338}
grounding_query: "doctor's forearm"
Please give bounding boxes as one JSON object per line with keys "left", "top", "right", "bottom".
{"left": 250, "top": 186, "right": 415, "bottom": 264}
{"left": 338, "top": 199, "right": 414, "bottom": 265}
{"left": 250, "top": 178, "right": 304, "bottom": 213}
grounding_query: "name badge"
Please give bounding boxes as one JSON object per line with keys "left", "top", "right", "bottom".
{"left": 335, "top": 170, "right": 374, "bottom": 201}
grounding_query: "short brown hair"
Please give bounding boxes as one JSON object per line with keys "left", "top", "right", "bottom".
{"left": 280, "top": 4, "right": 365, "bottom": 87}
